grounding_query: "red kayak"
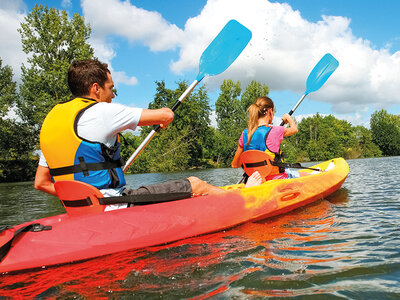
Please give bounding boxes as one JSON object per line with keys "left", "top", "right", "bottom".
{"left": 0, "top": 158, "right": 348, "bottom": 273}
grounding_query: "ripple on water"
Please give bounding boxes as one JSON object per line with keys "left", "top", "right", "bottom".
{"left": 1, "top": 157, "right": 400, "bottom": 298}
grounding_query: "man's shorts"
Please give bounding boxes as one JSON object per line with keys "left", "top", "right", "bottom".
{"left": 122, "top": 179, "right": 192, "bottom": 196}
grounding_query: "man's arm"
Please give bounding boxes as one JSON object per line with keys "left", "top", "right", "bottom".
{"left": 34, "top": 165, "right": 57, "bottom": 196}
{"left": 138, "top": 108, "right": 174, "bottom": 128}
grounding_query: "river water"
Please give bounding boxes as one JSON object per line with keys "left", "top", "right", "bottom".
{"left": 0, "top": 157, "right": 399, "bottom": 299}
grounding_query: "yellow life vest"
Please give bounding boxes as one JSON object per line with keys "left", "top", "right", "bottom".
{"left": 40, "top": 97, "right": 125, "bottom": 189}
{"left": 242, "top": 126, "right": 284, "bottom": 176}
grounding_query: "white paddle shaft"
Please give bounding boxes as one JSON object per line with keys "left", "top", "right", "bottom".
{"left": 291, "top": 94, "right": 306, "bottom": 115}
{"left": 123, "top": 80, "right": 199, "bottom": 173}
{"left": 280, "top": 94, "right": 307, "bottom": 126}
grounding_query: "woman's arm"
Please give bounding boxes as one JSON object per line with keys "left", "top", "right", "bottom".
{"left": 282, "top": 113, "right": 298, "bottom": 137}
{"left": 231, "top": 145, "right": 243, "bottom": 168}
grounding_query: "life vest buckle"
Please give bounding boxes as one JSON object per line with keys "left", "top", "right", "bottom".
{"left": 30, "top": 223, "right": 52, "bottom": 232}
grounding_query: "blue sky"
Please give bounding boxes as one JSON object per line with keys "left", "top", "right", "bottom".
{"left": 1, "top": 0, "right": 400, "bottom": 128}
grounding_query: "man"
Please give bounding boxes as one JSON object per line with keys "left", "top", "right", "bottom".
{"left": 35, "top": 59, "right": 261, "bottom": 209}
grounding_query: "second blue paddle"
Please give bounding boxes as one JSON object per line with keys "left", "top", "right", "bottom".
{"left": 280, "top": 53, "right": 339, "bottom": 126}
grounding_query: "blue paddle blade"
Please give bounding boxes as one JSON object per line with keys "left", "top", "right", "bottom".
{"left": 196, "top": 20, "right": 252, "bottom": 81}
{"left": 305, "top": 53, "right": 339, "bottom": 95}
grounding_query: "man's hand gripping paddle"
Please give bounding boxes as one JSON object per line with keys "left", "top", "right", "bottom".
{"left": 280, "top": 53, "right": 339, "bottom": 126}
{"left": 123, "top": 20, "right": 252, "bottom": 173}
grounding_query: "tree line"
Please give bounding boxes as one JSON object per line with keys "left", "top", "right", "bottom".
{"left": 0, "top": 5, "right": 398, "bottom": 182}
{"left": 121, "top": 78, "right": 392, "bottom": 175}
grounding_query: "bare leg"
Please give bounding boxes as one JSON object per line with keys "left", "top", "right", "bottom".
{"left": 187, "top": 171, "right": 263, "bottom": 196}
{"left": 187, "top": 176, "right": 226, "bottom": 195}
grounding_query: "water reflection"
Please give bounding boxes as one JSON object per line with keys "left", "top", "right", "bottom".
{"left": 1, "top": 157, "right": 400, "bottom": 298}
{"left": 0, "top": 181, "right": 62, "bottom": 226}
{"left": 0, "top": 189, "right": 351, "bottom": 298}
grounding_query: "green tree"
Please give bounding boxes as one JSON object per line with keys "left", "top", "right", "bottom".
{"left": 283, "top": 114, "right": 357, "bottom": 162}
{"left": 0, "top": 60, "right": 35, "bottom": 160}
{"left": 124, "top": 80, "right": 213, "bottom": 173}
{"left": 349, "top": 125, "right": 382, "bottom": 158}
{"left": 0, "top": 122, "right": 38, "bottom": 182}
{"left": 370, "top": 109, "right": 400, "bottom": 156}
{"left": 214, "top": 80, "right": 270, "bottom": 166}
{"left": 0, "top": 58, "right": 17, "bottom": 117}
{"left": 120, "top": 131, "right": 141, "bottom": 164}
{"left": 17, "top": 4, "right": 94, "bottom": 134}
{"left": 162, "top": 81, "right": 212, "bottom": 167}
{"left": 0, "top": 60, "right": 37, "bottom": 181}
{"left": 240, "top": 80, "right": 269, "bottom": 127}
{"left": 214, "top": 79, "right": 242, "bottom": 166}
{"left": 0, "top": 119, "right": 36, "bottom": 161}
{"left": 215, "top": 79, "right": 242, "bottom": 132}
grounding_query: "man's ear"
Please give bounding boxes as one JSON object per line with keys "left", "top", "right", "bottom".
{"left": 89, "top": 83, "right": 101, "bottom": 99}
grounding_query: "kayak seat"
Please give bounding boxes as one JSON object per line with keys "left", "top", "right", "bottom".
{"left": 54, "top": 180, "right": 105, "bottom": 216}
{"left": 240, "top": 150, "right": 274, "bottom": 180}
{"left": 54, "top": 181, "right": 194, "bottom": 215}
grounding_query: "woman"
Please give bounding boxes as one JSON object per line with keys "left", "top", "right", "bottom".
{"left": 232, "top": 96, "right": 298, "bottom": 180}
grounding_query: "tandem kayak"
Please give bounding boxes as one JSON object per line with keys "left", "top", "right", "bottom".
{"left": 0, "top": 158, "right": 348, "bottom": 273}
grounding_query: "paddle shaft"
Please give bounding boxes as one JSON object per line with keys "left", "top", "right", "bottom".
{"left": 239, "top": 54, "right": 338, "bottom": 183}
{"left": 279, "top": 93, "right": 306, "bottom": 126}
{"left": 237, "top": 160, "right": 322, "bottom": 184}
{"left": 122, "top": 80, "right": 199, "bottom": 173}
{"left": 122, "top": 20, "right": 251, "bottom": 173}
{"left": 279, "top": 53, "right": 338, "bottom": 127}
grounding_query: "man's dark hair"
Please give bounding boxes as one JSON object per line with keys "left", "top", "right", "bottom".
{"left": 68, "top": 59, "right": 110, "bottom": 97}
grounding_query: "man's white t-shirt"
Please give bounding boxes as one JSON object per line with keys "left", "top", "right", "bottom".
{"left": 39, "top": 102, "right": 142, "bottom": 205}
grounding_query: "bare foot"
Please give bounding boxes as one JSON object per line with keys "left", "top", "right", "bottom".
{"left": 244, "top": 171, "right": 263, "bottom": 188}
{"left": 187, "top": 176, "right": 226, "bottom": 195}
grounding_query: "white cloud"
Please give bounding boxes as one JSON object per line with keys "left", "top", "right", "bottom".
{"left": 61, "top": 0, "right": 72, "bottom": 9}
{"left": 88, "top": 37, "right": 117, "bottom": 62}
{"left": 81, "top": 0, "right": 184, "bottom": 87}
{"left": 81, "top": 0, "right": 184, "bottom": 51}
{"left": 112, "top": 70, "right": 138, "bottom": 86}
{"left": 0, "top": 1, "right": 27, "bottom": 82}
{"left": 210, "top": 110, "right": 217, "bottom": 128}
{"left": 168, "top": 0, "right": 400, "bottom": 114}
{"left": 2, "top": 0, "right": 399, "bottom": 118}
{"left": 0, "top": 0, "right": 25, "bottom": 12}
{"left": 88, "top": 37, "right": 137, "bottom": 87}
{"left": 78, "top": 0, "right": 400, "bottom": 114}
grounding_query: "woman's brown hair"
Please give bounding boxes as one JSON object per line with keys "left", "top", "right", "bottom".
{"left": 246, "top": 97, "right": 274, "bottom": 145}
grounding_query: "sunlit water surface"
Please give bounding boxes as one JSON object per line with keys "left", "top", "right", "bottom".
{"left": 0, "top": 157, "right": 399, "bottom": 299}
